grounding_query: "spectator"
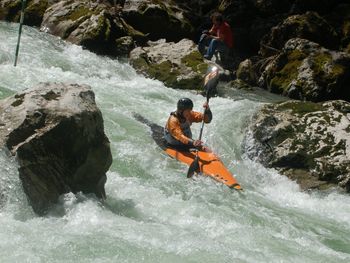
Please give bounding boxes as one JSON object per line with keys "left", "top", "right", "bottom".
{"left": 198, "top": 12, "right": 233, "bottom": 60}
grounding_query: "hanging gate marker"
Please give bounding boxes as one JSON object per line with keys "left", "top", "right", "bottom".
{"left": 14, "top": 0, "right": 27, "bottom": 67}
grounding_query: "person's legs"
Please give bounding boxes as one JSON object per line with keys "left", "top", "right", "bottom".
{"left": 205, "top": 40, "right": 229, "bottom": 60}
{"left": 198, "top": 33, "right": 211, "bottom": 56}
{"left": 204, "top": 39, "right": 221, "bottom": 59}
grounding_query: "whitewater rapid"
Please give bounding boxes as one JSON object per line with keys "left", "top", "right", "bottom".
{"left": 1, "top": 22, "right": 350, "bottom": 263}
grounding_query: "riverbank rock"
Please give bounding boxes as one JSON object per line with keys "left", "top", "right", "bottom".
{"left": 244, "top": 100, "right": 350, "bottom": 192}
{"left": 0, "top": 83, "right": 112, "bottom": 215}
{"left": 259, "top": 38, "right": 350, "bottom": 102}
{"left": 0, "top": 0, "right": 49, "bottom": 27}
{"left": 129, "top": 38, "right": 214, "bottom": 90}
{"left": 260, "top": 12, "right": 339, "bottom": 57}
{"left": 40, "top": 0, "right": 146, "bottom": 56}
{"left": 122, "top": 0, "right": 194, "bottom": 42}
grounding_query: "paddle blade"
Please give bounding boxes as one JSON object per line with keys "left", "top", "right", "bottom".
{"left": 230, "top": 183, "right": 243, "bottom": 191}
{"left": 187, "top": 156, "right": 199, "bottom": 178}
{"left": 203, "top": 66, "right": 219, "bottom": 98}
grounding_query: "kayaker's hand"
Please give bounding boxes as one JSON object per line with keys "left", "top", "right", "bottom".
{"left": 203, "top": 101, "right": 209, "bottom": 109}
{"left": 193, "top": 140, "right": 203, "bottom": 147}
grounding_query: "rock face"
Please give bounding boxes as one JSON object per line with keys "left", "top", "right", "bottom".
{"left": 0, "top": 0, "right": 49, "bottom": 27}
{"left": 0, "top": 83, "right": 112, "bottom": 215}
{"left": 122, "top": 0, "right": 194, "bottom": 42}
{"left": 259, "top": 38, "right": 350, "bottom": 102}
{"left": 40, "top": 0, "right": 146, "bottom": 56}
{"left": 244, "top": 100, "right": 350, "bottom": 192}
{"left": 260, "top": 12, "right": 339, "bottom": 57}
{"left": 129, "top": 38, "right": 212, "bottom": 90}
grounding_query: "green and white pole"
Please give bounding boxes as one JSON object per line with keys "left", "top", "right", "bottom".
{"left": 14, "top": 0, "right": 27, "bottom": 67}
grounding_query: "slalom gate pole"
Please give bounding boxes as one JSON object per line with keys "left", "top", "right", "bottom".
{"left": 14, "top": 0, "right": 27, "bottom": 67}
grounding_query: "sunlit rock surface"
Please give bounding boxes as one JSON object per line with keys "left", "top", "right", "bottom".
{"left": 0, "top": 82, "right": 112, "bottom": 215}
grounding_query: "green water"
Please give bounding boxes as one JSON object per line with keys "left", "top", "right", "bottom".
{"left": 0, "top": 22, "right": 349, "bottom": 263}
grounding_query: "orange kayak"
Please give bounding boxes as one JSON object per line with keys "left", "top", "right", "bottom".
{"left": 133, "top": 113, "right": 242, "bottom": 190}
{"left": 165, "top": 147, "right": 241, "bottom": 189}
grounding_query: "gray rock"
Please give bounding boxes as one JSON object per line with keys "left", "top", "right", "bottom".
{"left": 259, "top": 38, "right": 350, "bottom": 102}
{"left": 129, "top": 38, "right": 218, "bottom": 90}
{"left": 244, "top": 100, "right": 350, "bottom": 192}
{"left": 236, "top": 59, "right": 257, "bottom": 86}
{"left": 260, "top": 12, "right": 339, "bottom": 57}
{"left": 0, "top": 83, "right": 112, "bottom": 215}
{"left": 122, "top": 0, "right": 194, "bottom": 42}
{"left": 40, "top": 0, "right": 145, "bottom": 56}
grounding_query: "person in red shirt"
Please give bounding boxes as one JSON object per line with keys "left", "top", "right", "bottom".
{"left": 164, "top": 98, "right": 212, "bottom": 150}
{"left": 198, "top": 12, "right": 233, "bottom": 60}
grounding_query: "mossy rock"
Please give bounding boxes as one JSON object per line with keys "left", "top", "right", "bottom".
{"left": 67, "top": 7, "right": 93, "bottom": 22}
{"left": 244, "top": 99, "right": 350, "bottom": 192}
{"left": 275, "top": 100, "right": 325, "bottom": 115}
{"left": 269, "top": 50, "right": 306, "bottom": 94}
{"left": 0, "top": 0, "right": 21, "bottom": 21}
{"left": 24, "top": 0, "right": 48, "bottom": 26}
{"left": 130, "top": 45, "right": 209, "bottom": 90}
{"left": 123, "top": 0, "right": 193, "bottom": 41}
{"left": 263, "top": 38, "right": 350, "bottom": 102}
{"left": 181, "top": 51, "right": 208, "bottom": 75}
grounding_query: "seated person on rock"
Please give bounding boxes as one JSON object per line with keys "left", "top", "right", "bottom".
{"left": 164, "top": 98, "right": 212, "bottom": 150}
{"left": 198, "top": 12, "right": 233, "bottom": 61}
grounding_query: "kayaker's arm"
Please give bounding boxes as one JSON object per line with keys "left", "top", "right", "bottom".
{"left": 166, "top": 117, "right": 193, "bottom": 145}
{"left": 190, "top": 107, "right": 212, "bottom": 123}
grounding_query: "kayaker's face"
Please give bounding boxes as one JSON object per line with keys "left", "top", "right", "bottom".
{"left": 182, "top": 109, "right": 192, "bottom": 119}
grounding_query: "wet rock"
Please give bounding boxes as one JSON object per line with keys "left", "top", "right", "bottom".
{"left": 259, "top": 38, "right": 350, "bottom": 102}
{"left": 0, "top": 83, "right": 112, "bottom": 215}
{"left": 129, "top": 38, "right": 216, "bottom": 90}
{"left": 244, "top": 100, "right": 350, "bottom": 192}
{"left": 40, "top": 0, "right": 145, "bottom": 56}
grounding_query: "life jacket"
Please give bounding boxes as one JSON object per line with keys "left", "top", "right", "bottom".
{"left": 164, "top": 111, "right": 192, "bottom": 146}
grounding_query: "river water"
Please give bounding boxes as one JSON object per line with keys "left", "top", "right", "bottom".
{"left": 1, "top": 22, "right": 350, "bottom": 263}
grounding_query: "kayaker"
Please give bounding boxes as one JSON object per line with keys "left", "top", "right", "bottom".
{"left": 164, "top": 98, "right": 212, "bottom": 149}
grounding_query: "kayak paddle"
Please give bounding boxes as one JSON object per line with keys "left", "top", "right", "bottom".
{"left": 187, "top": 66, "right": 219, "bottom": 178}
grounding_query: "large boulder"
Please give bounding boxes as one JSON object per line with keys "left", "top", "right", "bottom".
{"left": 260, "top": 12, "right": 339, "bottom": 57}
{"left": 259, "top": 38, "right": 350, "bottom": 102}
{"left": 40, "top": 0, "right": 146, "bottom": 56}
{"left": 0, "top": 0, "right": 49, "bottom": 26}
{"left": 129, "top": 38, "right": 212, "bottom": 90}
{"left": 122, "top": 0, "right": 194, "bottom": 42}
{"left": 0, "top": 83, "right": 112, "bottom": 215}
{"left": 243, "top": 100, "right": 350, "bottom": 192}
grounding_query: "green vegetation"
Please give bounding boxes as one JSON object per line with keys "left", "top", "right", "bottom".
{"left": 181, "top": 51, "right": 208, "bottom": 74}
{"left": 132, "top": 58, "right": 180, "bottom": 88}
{"left": 88, "top": 15, "right": 111, "bottom": 41}
{"left": 131, "top": 56, "right": 204, "bottom": 90}
{"left": 276, "top": 101, "right": 325, "bottom": 115}
{"left": 269, "top": 50, "right": 306, "bottom": 93}
{"left": 26, "top": 0, "right": 48, "bottom": 17}
{"left": 2, "top": 0, "right": 21, "bottom": 21}
{"left": 343, "top": 20, "right": 350, "bottom": 37}
{"left": 67, "top": 7, "right": 92, "bottom": 21}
